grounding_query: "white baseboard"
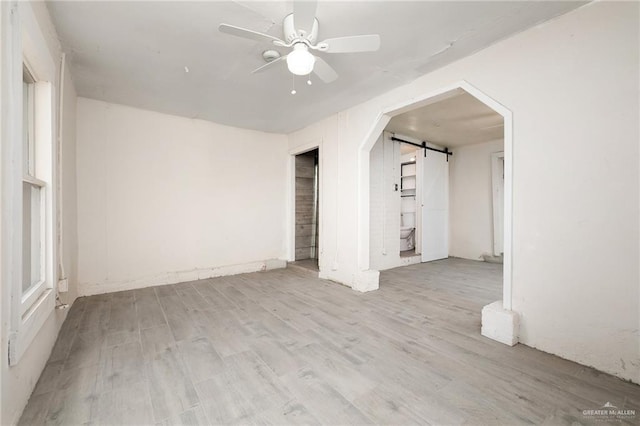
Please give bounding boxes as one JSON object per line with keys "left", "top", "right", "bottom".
{"left": 78, "top": 258, "right": 287, "bottom": 297}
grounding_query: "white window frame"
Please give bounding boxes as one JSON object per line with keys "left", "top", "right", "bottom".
{"left": 5, "top": 1, "right": 57, "bottom": 365}
{"left": 21, "top": 64, "right": 48, "bottom": 316}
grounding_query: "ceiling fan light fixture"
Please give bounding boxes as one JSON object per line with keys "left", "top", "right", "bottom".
{"left": 287, "top": 44, "right": 315, "bottom": 76}
{"left": 219, "top": 0, "right": 381, "bottom": 84}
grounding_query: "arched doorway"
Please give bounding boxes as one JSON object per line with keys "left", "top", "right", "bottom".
{"left": 356, "top": 81, "right": 518, "bottom": 345}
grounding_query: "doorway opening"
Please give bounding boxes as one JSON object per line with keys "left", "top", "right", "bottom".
{"left": 399, "top": 150, "right": 418, "bottom": 259}
{"left": 358, "top": 81, "right": 519, "bottom": 345}
{"left": 292, "top": 148, "right": 320, "bottom": 272}
{"left": 369, "top": 89, "right": 504, "bottom": 276}
{"left": 354, "top": 81, "right": 519, "bottom": 345}
{"left": 369, "top": 88, "right": 504, "bottom": 271}
{"left": 362, "top": 82, "right": 516, "bottom": 344}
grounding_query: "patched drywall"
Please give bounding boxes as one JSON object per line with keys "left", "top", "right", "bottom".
{"left": 76, "top": 98, "right": 288, "bottom": 296}
{"left": 449, "top": 139, "right": 504, "bottom": 260}
{"left": 288, "top": 2, "right": 639, "bottom": 383}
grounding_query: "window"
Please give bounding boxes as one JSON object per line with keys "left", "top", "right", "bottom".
{"left": 20, "top": 65, "right": 47, "bottom": 315}
{"left": 6, "top": 2, "right": 56, "bottom": 366}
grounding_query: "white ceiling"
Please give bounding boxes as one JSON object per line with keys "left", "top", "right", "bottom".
{"left": 47, "top": 1, "right": 585, "bottom": 134}
{"left": 388, "top": 89, "right": 504, "bottom": 151}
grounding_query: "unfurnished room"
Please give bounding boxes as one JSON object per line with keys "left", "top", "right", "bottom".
{"left": 1, "top": 1, "right": 639, "bottom": 425}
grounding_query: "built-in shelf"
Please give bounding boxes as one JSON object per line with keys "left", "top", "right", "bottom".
{"left": 400, "top": 163, "right": 417, "bottom": 195}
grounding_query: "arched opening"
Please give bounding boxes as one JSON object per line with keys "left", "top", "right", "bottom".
{"left": 357, "top": 81, "right": 517, "bottom": 345}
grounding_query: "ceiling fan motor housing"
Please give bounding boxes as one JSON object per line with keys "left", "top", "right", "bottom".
{"left": 283, "top": 13, "right": 318, "bottom": 44}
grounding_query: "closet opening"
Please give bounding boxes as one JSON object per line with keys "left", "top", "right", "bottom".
{"left": 292, "top": 148, "right": 320, "bottom": 272}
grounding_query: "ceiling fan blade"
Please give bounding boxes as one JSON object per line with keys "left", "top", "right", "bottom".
{"left": 251, "top": 56, "right": 287, "bottom": 74}
{"left": 319, "top": 34, "right": 381, "bottom": 53}
{"left": 313, "top": 56, "right": 338, "bottom": 83}
{"left": 219, "top": 23, "right": 284, "bottom": 45}
{"left": 293, "top": 0, "right": 317, "bottom": 34}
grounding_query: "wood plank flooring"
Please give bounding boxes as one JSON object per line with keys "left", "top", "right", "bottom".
{"left": 19, "top": 258, "right": 640, "bottom": 425}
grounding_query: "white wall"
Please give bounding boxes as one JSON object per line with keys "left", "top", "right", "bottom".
{"left": 369, "top": 133, "right": 401, "bottom": 270}
{"left": 60, "top": 60, "right": 79, "bottom": 304}
{"left": 76, "top": 98, "right": 288, "bottom": 296}
{"left": 449, "top": 139, "right": 504, "bottom": 260}
{"left": 0, "top": 2, "right": 79, "bottom": 424}
{"left": 288, "top": 2, "right": 639, "bottom": 383}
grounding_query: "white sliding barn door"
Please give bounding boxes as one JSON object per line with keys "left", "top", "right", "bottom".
{"left": 421, "top": 151, "right": 449, "bottom": 262}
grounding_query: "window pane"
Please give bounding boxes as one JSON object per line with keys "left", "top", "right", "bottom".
{"left": 23, "top": 81, "right": 30, "bottom": 174}
{"left": 22, "top": 182, "right": 42, "bottom": 294}
{"left": 22, "top": 68, "right": 35, "bottom": 176}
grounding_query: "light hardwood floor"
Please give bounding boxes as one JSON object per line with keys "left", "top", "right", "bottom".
{"left": 19, "top": 258, "right": 640, "bottom": 425}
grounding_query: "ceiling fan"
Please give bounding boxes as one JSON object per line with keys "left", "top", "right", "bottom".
{"left": 218, "top": 0, "right": 381, "bottom": 84}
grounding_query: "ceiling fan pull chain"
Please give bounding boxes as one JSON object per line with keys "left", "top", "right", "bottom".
{"left": 291, "top": 74, "right": 297, "bottom": 95}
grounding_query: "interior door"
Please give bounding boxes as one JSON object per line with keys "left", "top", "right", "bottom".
{"left": 421, "top": 150, "right": 449, "bottom": 262}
